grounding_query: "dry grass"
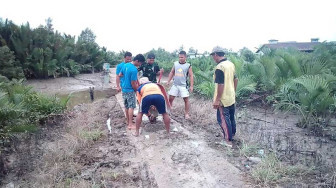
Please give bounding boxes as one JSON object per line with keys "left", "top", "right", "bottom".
{"left": 18, "top": 99, "right": 110, "bottom": 187}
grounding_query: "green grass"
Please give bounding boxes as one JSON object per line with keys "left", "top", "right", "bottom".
{"left": 80, "top": 130, "right": 103, "bottom": 141}
{"left": 251, "top": 152, "right": 313, "bottom": 186}
{"left": 238, "top": 140, "right": 259, "bottom": 157}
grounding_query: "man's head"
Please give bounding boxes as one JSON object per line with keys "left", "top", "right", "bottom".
{"left": 178, "top": 51, "right": 187, "bottom": 64}
{"left": 133, "top": 54, "right": 146, "bottom": 67}
{"left": 147, "top": 53, "right": 155, "bottom": 64}
{"left": 139, "top": 77, "right": 151, "bottom": 85}
{"left": 124, "top": 51, "right": 132, "bottom": 63}
{"left": 210, "top": 46, "right": 225, "bottom": 63}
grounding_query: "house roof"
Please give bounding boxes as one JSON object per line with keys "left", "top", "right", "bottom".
{"left": 256, "top": 41, "right": 321, "bottom": 53}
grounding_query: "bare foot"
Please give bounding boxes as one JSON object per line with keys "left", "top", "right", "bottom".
{"left": 127, "top": 125, "right": 136, "bottom": 130}
{"left": 185, "top": 114, "right": 190, "bottom": 119}
{"left": 134, "top": 131, "right": 140, "bottom": 137}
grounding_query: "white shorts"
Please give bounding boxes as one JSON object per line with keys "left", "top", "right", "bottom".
{"left": 168, "top": 85, "right": 189, "bottom": 98}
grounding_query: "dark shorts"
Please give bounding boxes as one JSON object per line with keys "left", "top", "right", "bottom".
{"left": 122, "top": 91, "right": 136, "bottom": 109}
{"left": 140, "top": 94, "right": 166, "bottom": 114}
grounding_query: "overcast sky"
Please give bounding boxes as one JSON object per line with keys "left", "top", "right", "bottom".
{"left": 2, "top": 0, "right": 336, "bottom": 54}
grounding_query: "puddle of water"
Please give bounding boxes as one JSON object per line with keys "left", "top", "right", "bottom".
{"left": 58, "top": 88, "right": 117, "bottom": 109}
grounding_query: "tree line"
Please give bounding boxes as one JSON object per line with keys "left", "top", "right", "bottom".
{"left": 0, "top": 18, "right": 126, "bottom": 79}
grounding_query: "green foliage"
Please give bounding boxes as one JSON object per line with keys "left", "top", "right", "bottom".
{"left": 238, "top": 140, "right": 259, "bottom": 157}
{"left": 252, "top": 152, "right": 313, "bottom": 186}
{"left": 239, "top": 47, "right": 256, "bottom": 62}
{"left": 0, "top": 46, "right": 24, "bottom": 79}
{"left": 273, "top": 75, "right": 336, "bottom": 127}
{"left": 0, "top": 79, "right": 67, "bottom": 146}
{"left": 0, "top": 19, "right": 114, "bottom": 79}
{"left": 236, "top": 75, "right": 257, "bottom": 98}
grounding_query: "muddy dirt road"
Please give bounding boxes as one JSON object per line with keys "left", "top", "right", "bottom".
{"left": 1, "top": 72, "right": 250, "bottom": 187}
{"left": 3, "top": 70, "right": 335, "bottom": 187}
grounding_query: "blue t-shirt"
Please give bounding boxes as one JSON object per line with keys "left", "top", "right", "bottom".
{"left": 116, "top": 62, "right": 126, "bottom": 87}
{"left": 120, "top": 63, "right": 138, "bottom": 93}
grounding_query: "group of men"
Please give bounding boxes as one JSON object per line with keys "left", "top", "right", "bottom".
{"left": 115, "top": 47, "right": 238, "bottom": 147}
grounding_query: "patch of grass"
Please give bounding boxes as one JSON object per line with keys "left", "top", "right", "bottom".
{"left": 238, "top": 140, "right": 259, "bottom": 157}
{"left": 80, "top": 130, "right": 103, "bottom": 141}
{"left": 226, "top": 147, "right": 234, "bottom": 157}
{"left": 251, "top": 152, "right": 313, "bottom": 186}
{"left": 251, "top": 153, "right": 283, "bottom": 185}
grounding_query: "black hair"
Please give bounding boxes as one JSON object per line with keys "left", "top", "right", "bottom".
{"left": 124, "top": 51, "right": 132, "bottom": 58}
{"left": 215, "top": 52, "right": 225, "bottom": 57}
{"left": 179, "top": 51, "right": 187, "bottom": 56}
{"left": 147, "top": 52, "right": 155, "bottom": 59}
{"left": 133, "top": 54, "right": 146, "bottom": 63}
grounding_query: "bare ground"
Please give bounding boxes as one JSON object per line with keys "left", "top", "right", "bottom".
{"left": 1, "top": 72, "right": 335, "bottom": 187}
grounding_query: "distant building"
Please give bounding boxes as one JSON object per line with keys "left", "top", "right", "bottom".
{"left": 256, "top": 38, "right": 321, "bottom": 53}
{"left": 188, "top": 52, "right": 204, "bottom": 59}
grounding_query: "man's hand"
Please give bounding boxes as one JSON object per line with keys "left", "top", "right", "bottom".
{"left": 116, "top": 86, "right": 121, "bottom": 92}
{"left": 160, "top": 68, "right": 164, "bottom": 74}
{"left": 189, "top": 86, "right": 193, "bottom": 93}
{"left": 213, "top": 100, "right": 220, "bottom": 109}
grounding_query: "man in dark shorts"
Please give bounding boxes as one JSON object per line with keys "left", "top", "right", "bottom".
{"left": 135, "top": 77, "right": 170, "bottom": 136}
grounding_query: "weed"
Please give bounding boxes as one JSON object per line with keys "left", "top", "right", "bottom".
{"left": 80, "top": 130, "right": 102, "bottom": 141}
{"left": 251, "top": 152, "right": 283, "bottom": 185}
{"left": 251, "top": 152, "right": 313, "bottom": 186}
{"left": 238, "top": 140, "right": 259, "bottom": 157}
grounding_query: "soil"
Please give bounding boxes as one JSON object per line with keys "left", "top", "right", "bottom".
{"left": 1, "top": 71, "right": 335, "bottom": 187}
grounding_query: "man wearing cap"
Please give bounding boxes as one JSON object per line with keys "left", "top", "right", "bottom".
{"left": 167, "top": 50, "right": 194, "bottom": 119}
{"left": 138, "top": 53, "right": 163, "bottom": 83}
{"left": 119, "top": 54, "right": 146, "bottom": 130}
{"left": 210, "top": 46, "right": 238, "bottom": 147}
{"left": 135, "top": 77, "right": 171, "bottom": 136}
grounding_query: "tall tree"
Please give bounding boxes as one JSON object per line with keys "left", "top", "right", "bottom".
{"left": 0, "top": 46, "right": 24, "bottom": 79}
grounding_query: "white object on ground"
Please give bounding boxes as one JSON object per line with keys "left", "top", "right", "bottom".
{"left": 145, "top": 135, "right": 150, "bottom": 139}
{"left": 106, "top": 117, "right": 111, "bottom": 133}
{"left": 258, "top": 149, "right": 265, "bottom": 156}
{"left": 172, "top": 127, "right": 178, "bottom": 132}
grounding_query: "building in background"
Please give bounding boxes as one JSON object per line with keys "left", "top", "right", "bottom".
{"left": 256, "top": 38, "right": 321, "bottom": 53}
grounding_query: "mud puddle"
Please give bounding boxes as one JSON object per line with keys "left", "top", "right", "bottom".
{"left": 59, "top": 88, "right": 117, "bottom": 109}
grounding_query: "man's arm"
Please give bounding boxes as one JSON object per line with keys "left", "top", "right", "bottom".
{"left": 116, "top": 75, "right": 121, "bottom": 92}
{"left": 188, "top": 66, "right": 194, "bottom": 93}
{"left": 215, "top": 84, "right": 224, "bottom": 102}
{"left": 155, "top": 65, "right": 161, "bottom": 76}
{"left": 131, "top": 69, "right": 139, "bottom": 91}
{"left": 234, "top": 77, "right": 238, "bottom": 92}
{"left": 167, "top": 66, "right": 175, "bottom": 84}
{"left": 213, "top": 69, "right": 225, "bottom": 109}
{"left": 131, "top": 80, "right": 139, "bottom": 91}
{"left": 116, "top": 65, "right": 122, "bottom": 92}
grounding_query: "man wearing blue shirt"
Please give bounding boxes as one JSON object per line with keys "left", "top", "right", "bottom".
{"left": 116, "top": 51, "right": 132, "bottom": 92}
{"left": 119, "top": 54, "right": 146, "bottom": 129}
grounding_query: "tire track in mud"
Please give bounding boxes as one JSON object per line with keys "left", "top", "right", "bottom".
{"left": 114, "top": 93, "right": 249, "bottom": 188}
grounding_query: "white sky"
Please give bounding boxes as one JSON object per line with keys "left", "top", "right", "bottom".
{"left": 1, "top": 0, "right": 336, "bottom": 54}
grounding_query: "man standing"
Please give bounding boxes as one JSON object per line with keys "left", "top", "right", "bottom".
{"left": 210, "top": 46, "right": 238, "bottom": 147}
{"left": 138, "top": 53, "right": 163, "bottom": 83}
{"left": 135, "top": 77, "right": 171, "bottom": 136}
{"left": 120, "top": 54, "right": 146, "bottom": 130}
{"left": 167, "top": 51, "right": 194, "bottom": 119}
{"left": 116, "top": 51, "right": 132, "bottom": 92}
